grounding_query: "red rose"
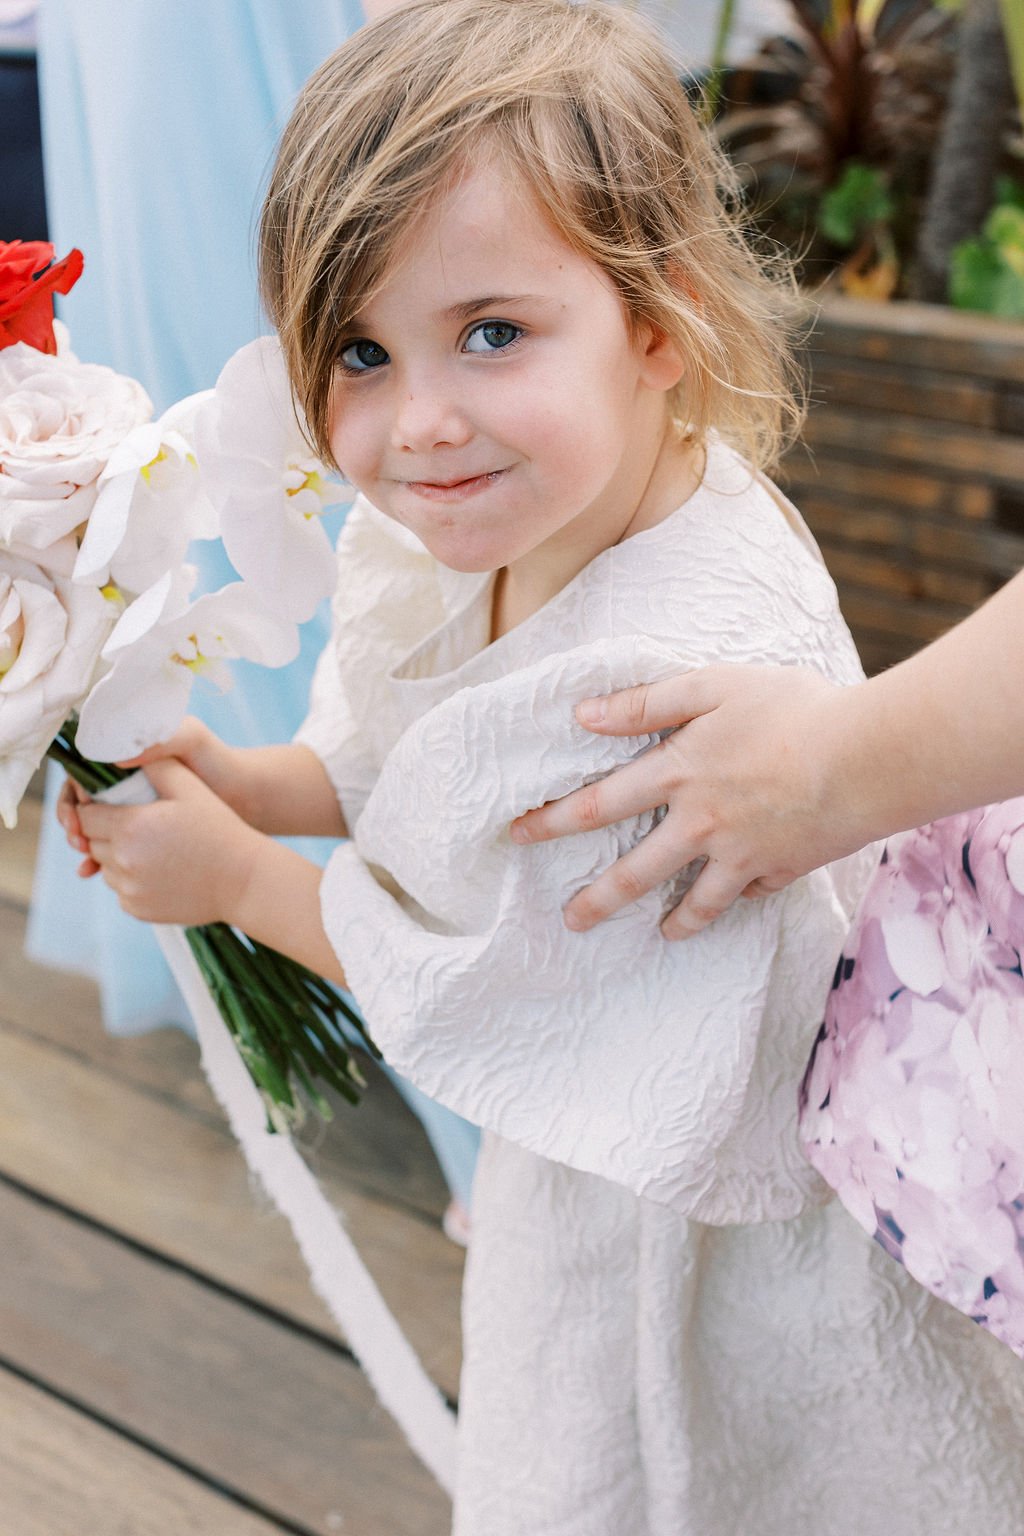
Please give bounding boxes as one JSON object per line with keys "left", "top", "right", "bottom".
{"left": 0, "top": 240, "right": 84, "bottom": 355}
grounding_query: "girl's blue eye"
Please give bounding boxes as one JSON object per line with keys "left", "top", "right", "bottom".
{"left": 339, "top": 338, "right": 389, "bottom": 371}
{"left": 464, "top": 321, "right": 523, "bottom": 354}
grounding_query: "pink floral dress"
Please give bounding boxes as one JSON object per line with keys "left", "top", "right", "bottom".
{"left": 800, "top": 798, "right": 1024, "bottom": 1354}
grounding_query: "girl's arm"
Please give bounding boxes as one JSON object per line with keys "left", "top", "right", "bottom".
{"left": 511, "top": 568, "right": 1024, "bottom": 938}
{"left": 75, "top": 758, "right": 348, "bottom": 986}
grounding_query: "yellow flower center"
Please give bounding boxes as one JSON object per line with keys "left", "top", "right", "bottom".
{"left": 169, "top": 632, "right": 225, "bottom": 674}
{"left": 139, "top": 446, "right": 170, "bottom": 486}
{"left": 286, "top": 466, "right": 328, "bottom": 520}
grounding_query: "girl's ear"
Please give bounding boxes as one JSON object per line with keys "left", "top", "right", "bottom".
{"left": 638, "top": 324, "right": 686, "bottom": 393}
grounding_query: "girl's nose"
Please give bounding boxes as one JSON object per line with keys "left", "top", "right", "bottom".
{"left": 390, "top": 381, "right": 472, "bottom": 455}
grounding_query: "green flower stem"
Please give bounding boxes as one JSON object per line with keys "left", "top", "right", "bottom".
{"left": 46, "top": 737, "right": 122, "bottom": 794}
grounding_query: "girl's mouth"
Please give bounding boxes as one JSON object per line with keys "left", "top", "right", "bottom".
{"left": 405, "top": 467, "right": 510, "bottom": 502}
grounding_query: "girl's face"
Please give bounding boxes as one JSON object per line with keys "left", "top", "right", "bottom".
{"left": 328, "top": 160, "right": 686, "bottom": 584}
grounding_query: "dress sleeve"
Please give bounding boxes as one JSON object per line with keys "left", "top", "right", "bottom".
{"left": 292, "top": 495, "right": 447, "bottom": 828}
{"left": 319, "top": 633, "right": 869, "bottom": 1224}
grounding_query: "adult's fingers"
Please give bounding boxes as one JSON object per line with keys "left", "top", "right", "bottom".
{"left": 575, "top": 669, "right": 724, "bottom": 737}
{"left": 512, "top": 741, "right": 672, "bottom": 845}
{"left": 660, "top": 859, "right": 750, "bottom": 941}
{"left": 562, "top": 818, "right": 700, "bottom": 931}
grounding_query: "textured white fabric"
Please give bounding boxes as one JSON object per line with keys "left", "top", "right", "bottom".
{"left": 458, "top": 1135, "right": 1024, "bottom": 1536}
{"left": 299, "top": 440, "right": 874, "bottom": 1222}
{"left": 298, "top": 438, "right": 1024, "bottom": 1532}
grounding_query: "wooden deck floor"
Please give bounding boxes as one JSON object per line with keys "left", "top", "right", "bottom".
{"left": 1, "top": 799, "right": 461, "bottom": 1535}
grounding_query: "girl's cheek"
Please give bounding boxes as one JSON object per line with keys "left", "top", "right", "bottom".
{"left": 330, "top": 403, "right": 377, "bottom": 485}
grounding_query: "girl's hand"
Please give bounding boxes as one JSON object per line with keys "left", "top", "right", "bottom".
{"left": 510, "top": 665, "right": 871, "bottom": 940}
{"left": 119, "top": 720, "right": 347, "bottom": 840}
{"left": 57, "top": 775, "right": 101, "bottom": 878}
{"left": 76, "top": 758, "right": 264, "bottom": 927}
{"left": 56, "top": 717, "right": 244, "bottom": 880}
{"left": 118, "top": 716, "right": 252, "bottom": 819}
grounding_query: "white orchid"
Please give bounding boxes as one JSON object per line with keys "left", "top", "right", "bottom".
{"left": 75, "top": 564, "right": 299, "bottom": 761}
{"left": 0, "top": 343, "right": 152, "bottom": 558}
{"left": 193, "top": 337, "right": 345, "bottom": 622}
{"left": 0, "top": 539, "right": 118, "bottom": 826}
{"left": 73, "top": 392, "right": 219, "bottom": 597}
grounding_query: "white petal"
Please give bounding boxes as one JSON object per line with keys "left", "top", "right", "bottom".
{"left": 76, "top": 650, "right": 193, "bottom": 761}
{"left": 185, "top": 583, "right": 299, "bottom": 667}
{"left": 0, "top": 579, "right": 67, "bottom": 692}
{"left": 5, "top": 533, "right": 79, "bottom": 578}
{"left": 0, "top": 753, "right": 38, "bottom": 828}
{"left": 0, "top": 482, "right": 97, "bottom": 549}
{"left": 101, "top": 569, "right": 177, "bottom": 656}
{"left": 97, "top": 423, "right": 163, "bottom": 482}
{"left": 1006, "top": 832, "right": 1024, "bottom": 896}
{"left": 158, "top": 389, "right": 215, "bottom": 442}
{"left": 881, "top": 914, "right": 946, "bottom": 996}
{"left": 219, "top": 488, "right": 337, "bottom": 621}
{"left": 73, "top": 469, "right": 136, "bottom": 583}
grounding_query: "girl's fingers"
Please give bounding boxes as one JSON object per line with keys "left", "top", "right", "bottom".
{"left": 575, "top": 670, "right": 721, "bottom": 737}
{"left": 561, "top": 819, "right": 700, "bottom": 931}
{"left": 513, "top": 741, "right": 672, "bottom": 844}
{"left": 660, "top": 860, "right": 750, "bottom": 941}
{"left": 57, "top": 777, "right": 90, "bottom": 849}
{"left": 115, "top": 714, "right": 209, "bottom": 770}
{"left": 76, "top": 802, "right": 125, "bottom": 841}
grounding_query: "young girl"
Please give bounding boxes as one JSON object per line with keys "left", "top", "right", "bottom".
{"left": 62, "top": 2, "right": 1024, "bottom": 1530}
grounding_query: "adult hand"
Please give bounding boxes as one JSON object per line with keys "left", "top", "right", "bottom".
{"left": 511, "top": 665, "right": 872, "bottom": 939}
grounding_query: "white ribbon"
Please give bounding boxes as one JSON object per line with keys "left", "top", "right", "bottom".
{"left": 98, "top": 773, "right": 458, "bottom": 1492}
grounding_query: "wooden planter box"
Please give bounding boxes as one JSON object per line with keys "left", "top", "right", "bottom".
{"left": 781, "top": 297, "right": 1024, "bottom": 677}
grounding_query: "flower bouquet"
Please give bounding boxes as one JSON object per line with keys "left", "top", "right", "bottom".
{"left": 0, "top": 240, "right": 375, "bottom": 1129}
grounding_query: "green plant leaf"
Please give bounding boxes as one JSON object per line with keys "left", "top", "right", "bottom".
{"left": 950, "top": 237, "right": 1024, "bottom": 319}
{"left": 985, "top": 204, "right": 1024, "bottom": 263}
{"left": 994, "top": 177, "right": 1024, "bottom": 214}
{"left": 820, "top": 163, "right": 894, "bottom": 247}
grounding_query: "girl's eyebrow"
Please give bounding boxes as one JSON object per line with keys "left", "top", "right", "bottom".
{"left": 443, "top": 293, "right": 546, "bottom": 320}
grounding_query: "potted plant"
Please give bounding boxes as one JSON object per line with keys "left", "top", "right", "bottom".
{"left": 709, "top": 0, "right": 1024, "bottom": 672}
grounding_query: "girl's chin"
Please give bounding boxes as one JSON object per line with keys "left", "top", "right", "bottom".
{"left": 412, "top": 523, "right": 521, "bottom": 574}
{"left": 424, "top": 543, "right": 507, "bottom": 575}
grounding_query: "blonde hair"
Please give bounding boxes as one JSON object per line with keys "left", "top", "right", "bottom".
{"left": 260, "top": 0, "right": 803, "bottom": 472}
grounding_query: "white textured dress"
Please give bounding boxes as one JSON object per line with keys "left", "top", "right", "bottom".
{"left": 298, "top": 439, "right": 1024, "bottom": 1535}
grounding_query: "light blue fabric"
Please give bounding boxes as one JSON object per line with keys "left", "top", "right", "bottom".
{"left": 29, "top": 0, "right": 479, "bottom": 1208}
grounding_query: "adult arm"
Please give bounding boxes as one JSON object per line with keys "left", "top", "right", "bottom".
{"left": 511, "top": 568, "right": 1024, "bottom": 938}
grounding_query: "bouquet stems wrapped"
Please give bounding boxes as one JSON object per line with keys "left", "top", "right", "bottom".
{"left": 2, "top": 246, "right": 371, "bottom": 1130}
{"left": 48, "top": 719, "right": 380, "bottom": 1133}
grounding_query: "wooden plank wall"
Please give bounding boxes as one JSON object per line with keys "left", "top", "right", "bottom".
{"left": 782, "top": 298, "right": 1024, "bottom": 677}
